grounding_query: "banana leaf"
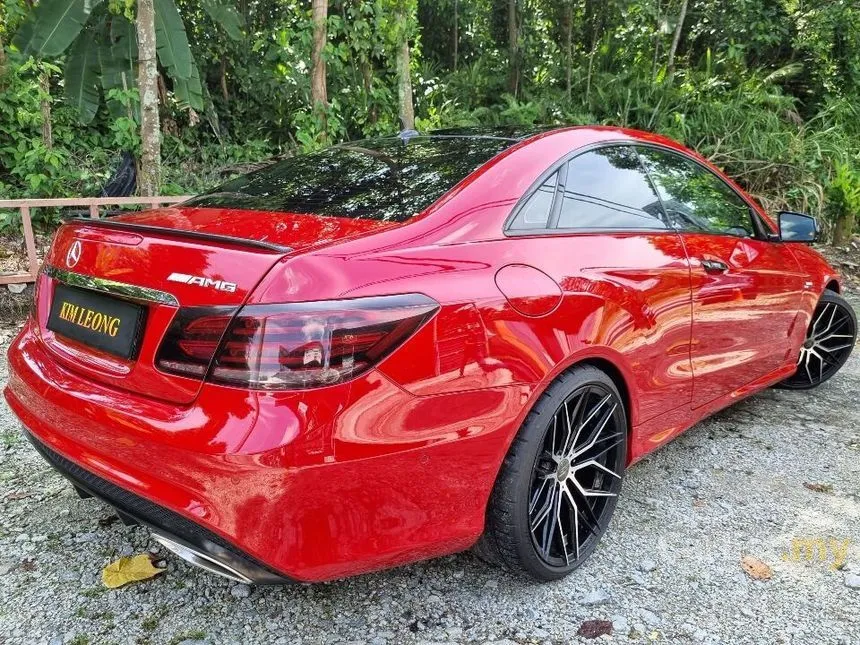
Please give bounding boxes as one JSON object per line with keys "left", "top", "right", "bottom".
{"left": 65, "top": 31, "right": 101, "bottom": 124}
{"left": 12, "top": 0, "right": 102, "bottom": 58}
{"left": 154, "top": 0, "right": 193, "bottom": 79}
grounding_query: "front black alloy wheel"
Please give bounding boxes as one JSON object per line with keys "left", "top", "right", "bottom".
{"left": 476, "top": 365, "right": 627, "bottom": 580}
{"left": 779, "top": 290, "right": 857, "bottom": 390}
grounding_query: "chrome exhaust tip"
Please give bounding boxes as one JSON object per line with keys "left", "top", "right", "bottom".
{"left": 151, "top": 532, "right": 253, "bottom": 584}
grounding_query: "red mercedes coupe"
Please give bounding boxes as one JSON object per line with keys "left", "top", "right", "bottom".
{"left": 5, "top": 126, "right": 856, "bottom": 584}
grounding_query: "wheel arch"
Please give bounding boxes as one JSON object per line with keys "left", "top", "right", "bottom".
{"left": 825, "top": 279, "right": 840, "bottom": 294}
{"left": 504, "top": 350, "right": 637, "bottom": 459}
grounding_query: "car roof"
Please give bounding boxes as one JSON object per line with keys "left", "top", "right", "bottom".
{"left": 425, "top": 125, "right": 560, "bottom": 141}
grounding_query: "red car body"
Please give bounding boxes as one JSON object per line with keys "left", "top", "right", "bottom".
{"left": 4, "top": 126, "right": 840, "bottom": 583}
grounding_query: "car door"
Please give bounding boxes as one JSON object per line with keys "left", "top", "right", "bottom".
{"left": 507, "top": 145, "right": 694, "bottom": 425}
{"left": 636, "top": 146, "right": 806, "bottom": 408}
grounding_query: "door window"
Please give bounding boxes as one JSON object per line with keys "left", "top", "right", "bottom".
{"left": 637, "top": 147, "right": 755, "bottom": 237}
{"left": 555, "top": 146, "right": 668, "bottom": 230}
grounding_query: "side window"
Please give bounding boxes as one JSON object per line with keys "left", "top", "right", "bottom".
{"left": 637, "top": 147, "right": 755, "bottom": 237}
{"left": 509, "top": 171, "right": 558, "bottom": 230}
{"left": 556, "top": 146, "right": 668, "bottom": 230}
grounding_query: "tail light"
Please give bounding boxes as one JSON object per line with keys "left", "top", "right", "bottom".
{"left": 156, "top": 294, "right": 438, "bottom": 390}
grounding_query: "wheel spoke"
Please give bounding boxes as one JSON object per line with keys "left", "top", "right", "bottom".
{"left": 573, "top": 458, "right": 622, "bottom": 479}
{"left": 529, "top": 476, "right": 552, "bottom": 514}
{"left": 560, "top": 391, "right": 587, "bottom": 456}
{"left": 804, "top": 347, "right": 814, "bottom": 384}
{"left": 530, "top": 482, "right": 556, "bottom": 532}
{"left": 561, "top": 483, "right": 581, "bottom": 559}
{"left": 579, "top": 432, "right": 625, "bottom": 462}
{"left": 555, "top": 486, "right": 570, "bottom": 565}
{"left": 564, "top": 480, "right": 600, "bottom": 538}
{"left": 539, "top": 485, "right": 560, "bottom": 557}
{"left": 819, "top": 342, "right": 853, "bottom": 352}
{"left": 811, "top": 303, "right": 830, "bottom": 336}
{"left": 572, "top": 401, "right": 618, "bottom": 458}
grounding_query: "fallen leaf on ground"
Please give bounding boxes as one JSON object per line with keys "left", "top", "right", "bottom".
{"left": 803, "top": 482, "right": 833, "bottom": 493}
{"left": 102, "top": 554, "right": 164, "bottom": 589}
{"left": 741, "top": 555, "right": 772, "bottom": 580}
{"left": 577, "top": 619, "right": 613, "bottom": 639}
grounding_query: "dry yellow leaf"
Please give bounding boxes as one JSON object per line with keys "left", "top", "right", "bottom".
{"left": 102, "top": 554, "right": 165, "bottom": 589}
{"left": 741, "top": 555, "right": 772, "bottom": 581}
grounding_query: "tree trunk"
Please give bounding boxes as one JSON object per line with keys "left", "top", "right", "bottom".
{"left": 311, "top": 0, "right": 328, "bottom": 107}
{"left": 507, "top": 0, "right": 518, "bottom": 96}
{"left": 453, "top": 0, "right": 458, "bottom": 71}
{"left": 396, "top": 35, "right": 415, "bottom": 130}
{"left": 565, "top": 1, "right": 573, "bottom": 100}
{"left": 220, "top": 58, "right": 229, "bottom": 103}
{"left": 39, "top": 71, "right": 52, "bottom": 149}
{"left": 667, "top": 0, "right": 688, "bottom": 79}
{"left": 137, "top": 0, "right": 160, "bottom": 197}
{"left": 0, "top": 35, "right": 7, "bottom": 77}
{"left": 833, "top": 212, "right": 856, "bottom": 246}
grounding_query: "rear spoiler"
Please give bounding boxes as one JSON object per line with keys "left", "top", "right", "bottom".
{"left": 68, "top": 217, "right": 292, "bottom": 253}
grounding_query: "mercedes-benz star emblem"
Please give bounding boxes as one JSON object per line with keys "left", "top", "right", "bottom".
{"left": 66, "top": 240, "right": 82, "bottom": 268}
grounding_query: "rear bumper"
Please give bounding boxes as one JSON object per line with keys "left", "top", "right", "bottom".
{"left": 5, "top": 320, "right": 525, "bottom": 582}
{"left": 24, "top": 428, "right": 291, "bottom": 584}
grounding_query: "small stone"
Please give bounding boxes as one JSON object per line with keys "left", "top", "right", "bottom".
{"left": 7, "top": 283, "right": 27, "bottom": 294}
{"left": 14, "top": 533, "right": 29, "bottom": 542}
{"left": 579, "top": 589, "right": 609, "bottom": 606}
{"left": 118, "top": 544, "right": 134, "bottom": 557}
{"left": 483, "top": 579, "right": 498, "bottom": 591}
{"left": 230, "top": 583, "right": 252, "bottom": 599}
{"left": 370, "top": 637, "right": 387, "bottom": 645}
{"left": 611, "top": 615, "right": 629, "bottom": 634}
{"left": 638, "top": 559, "right": 657, "bottom": 573}
{"left": 640, "top": 609, "right": 660, "bottom": 625}
{"left": 740, "top": 606, "right": 755, "bottom": 618}
{"left": 844, "top": 573, "right": 860, "bottom": 589}
{"left": 693, "top": 629, "right": 708, "bottom": 641}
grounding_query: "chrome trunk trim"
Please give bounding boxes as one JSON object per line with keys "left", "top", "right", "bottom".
{"left": 43, "top": 266, "right": 179, "bottom": 306}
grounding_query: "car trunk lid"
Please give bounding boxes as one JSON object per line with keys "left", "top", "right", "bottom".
{"left": 35, "top": 208, "right": 396, "bottom": 404}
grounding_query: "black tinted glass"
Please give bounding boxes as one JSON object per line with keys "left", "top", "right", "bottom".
{"left": 637, "top": 147, "right": 754, "bottom": 237}
{"left": 509, "top": 171, "right": 558, "bottom": 230}
{"left": 556, "top": 146, "right": 667, "bottom": 230}
{"left": 184, "top": 137, "right": 514, "bottom": 222}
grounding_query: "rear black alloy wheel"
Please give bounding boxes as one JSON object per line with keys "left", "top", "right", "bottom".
{"left": 476, "top": 366, "right": 627, "bottom": 580}
{"left": 780, "top": 290, "right": 857, "bottom": 390}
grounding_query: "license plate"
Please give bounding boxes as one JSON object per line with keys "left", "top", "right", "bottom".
{"left": 47, "top": 284, "right": 146, "bottom": 359}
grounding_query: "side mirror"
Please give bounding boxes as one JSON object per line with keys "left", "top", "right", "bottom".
{"left": 777, "top": 211, "right": 818, "bottom": 242}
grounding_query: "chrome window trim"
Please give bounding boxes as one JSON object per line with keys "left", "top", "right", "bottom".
{"left": 43, "top": 266, "right": 179, "bottom": 306}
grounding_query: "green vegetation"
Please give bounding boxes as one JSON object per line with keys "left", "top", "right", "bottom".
{"left": 1, "top": 0, "right": 859, "bottom": 241}
{"left": 169, "top": 630, "right": 206, "bottom": 644}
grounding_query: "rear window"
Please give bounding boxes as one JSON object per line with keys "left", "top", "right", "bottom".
{"left": 184, "top": 136, "right": 515, "bottom": 222}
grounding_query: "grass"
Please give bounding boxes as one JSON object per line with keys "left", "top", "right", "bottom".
{"left": 169, "top": 631, "right": 207, "bottom": 644}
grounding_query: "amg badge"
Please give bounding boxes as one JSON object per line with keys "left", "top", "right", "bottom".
{"left": 167, "top": 272, "right": 237, "bottom": 293}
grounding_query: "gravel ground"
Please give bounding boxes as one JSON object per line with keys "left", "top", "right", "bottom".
{"left": 1, "top": 298, "right": 859, "bottom": 645}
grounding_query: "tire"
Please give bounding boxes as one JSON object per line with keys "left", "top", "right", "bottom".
{"left": 475, "top": 365, "right": 628, "bottom": 581}
{"left": 778, "top": 289, "right": 857, "bottom": 390}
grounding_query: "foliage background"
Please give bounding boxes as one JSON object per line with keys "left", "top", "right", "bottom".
{"left": 1, "top": 0, "right": 859, "bottom": 240}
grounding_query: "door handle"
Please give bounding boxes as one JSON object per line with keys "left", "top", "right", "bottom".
{"left": 701, "top": 259, "right": 729, "bottom": 273}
